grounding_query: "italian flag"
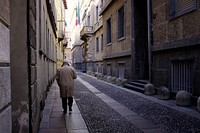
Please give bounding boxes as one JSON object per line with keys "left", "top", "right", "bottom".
{"left": 76, "top": 0, "right": 80, "bottom": 25}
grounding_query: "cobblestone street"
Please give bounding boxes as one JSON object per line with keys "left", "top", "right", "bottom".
{"left": 74, "top": 72, "right": 200, "bottom": 133}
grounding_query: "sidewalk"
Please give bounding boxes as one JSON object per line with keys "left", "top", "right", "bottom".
{"left": 39, "top": 81, "right": 88, "bottom": 133}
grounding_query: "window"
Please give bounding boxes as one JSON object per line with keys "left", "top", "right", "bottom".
{"left": 96, "top": 64, "right": 99, "bottom": 73}
{"left": 118, "top": 6, "right": 125, "bottom": 39}
{"left": 96, "top": 37, "right": 99, "bottom": 53}
{"left": 88, "top": 15, "right": 90, "bottom": 26}
{"left": 107, "top": 18, "right": 112, "bottom": 44}
{"left": 118, "top": 63, "right": 125, "bottom": 79}
{"left": 101, "top": 64, "right": 103, "bottom": 73}
{"left": 171, "top": 60, "right": 193, "bottom": 93}
{"left": 107, "top": 64, "right": 111, "bottom": 76}
{"left": 100, "top": 0, "right": 103, "bottom": 8}
{"left": 169, "top": 0, "right": 198, "bottom": 19}
{"left": 101, "top": 34, "right": 103, "bottom": 51}
{"left": 96, "top": 6, "right": 99, "bottom": 21}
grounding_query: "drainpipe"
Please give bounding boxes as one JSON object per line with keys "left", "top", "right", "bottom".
{"left": 27, "top": 0, "right": 32, "bottom": 131}
{"left": 147, "top": 0, "right": 153, "bottom": 82}
{"left": 131, "top": 0, "right": 136, "bottom": 80}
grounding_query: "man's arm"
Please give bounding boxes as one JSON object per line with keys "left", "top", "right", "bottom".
{"left": 72, "top": 68, "right": 77, "bottom": 79}
{"left": 56, "top": 69, "right": 61, "bottom": 87}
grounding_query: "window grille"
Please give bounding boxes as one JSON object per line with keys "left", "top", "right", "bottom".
{"left": 96, "top": 37, "right": 99, "bottom": 53}
{"left": 169, "top": 0, "right": 198, "bottom": 19}
{"left": 96, "top": 6, "right": 99, "bottom": 21}
{"left": 96, "top": 64, "right": 99, "bottom": 73}
{"left": 107, "top": 64, "right": 111, "bottom": 76}
{"left": 118, "top": 63, "right": 125, "bottom": 79}
{"left": 107, "top": 18, "right": 112, "bottom": 44}
{"left": 101, "top": 34, "right": 103, "bottom": 51}
{"left": 101, "top": 64, "right": 103, "bottom": 73}
{"left": 171, "top": 60, "right": 193, "bottom": 93}
{"left": 118, "top": 6, "right": 125, "bottom": 39}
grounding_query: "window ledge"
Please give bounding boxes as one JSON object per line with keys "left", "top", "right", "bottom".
{"left": 107, "top": 42, "right": 112, "bottom": 46}
{"left": 118, "top": 37, "right": 125, "bottom": 42}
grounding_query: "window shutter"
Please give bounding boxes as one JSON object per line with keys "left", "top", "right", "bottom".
{"left": 169, "top": 0, "right": 175, "bottom": 17}
{"left": 176, "top": 0, "right": 196, "bottom": 13}
{"left": 175, "top": 0, "right": 196, "bottom": 13}
{"left": 169, "top": 0, "right": 198, "bottom": 19}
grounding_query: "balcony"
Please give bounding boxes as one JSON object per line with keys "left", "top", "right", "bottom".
{"left": 57, "top": 21, "right": 65, "bottom": 42}
{"left": 80, "top": 26, "right": 93, "bottom": 40}
{"left": 93, "top": 17, "right": 103, "bottom": 33}
{"left": 57, "top": 30, "right": 65, "bottom": 42}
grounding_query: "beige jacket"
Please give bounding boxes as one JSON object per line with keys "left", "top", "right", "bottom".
{"left": 56, "top": 65, "right": 77, "bottom": 97}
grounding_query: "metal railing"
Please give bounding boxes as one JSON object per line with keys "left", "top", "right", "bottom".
{"left": 80, "top": 26, "right": 93, "bottom": 39}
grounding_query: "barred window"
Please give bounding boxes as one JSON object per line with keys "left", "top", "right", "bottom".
{"left": 107, "top": 64, "right": 111, "bottom": 76}
{"left": 107, "top": 18, "right": 112, "bottom": 44}
{"left": 118, "top": 63, "right": 125, "bottom": 79}
{"left": 171, "top": 60, "right": 193, "bottom": 93}
{"left": 169, "top": 0, "right": 198, "bottom": 19}
{"left": 96, "top": 37, "right": 99, "bottom": 53}
{"left": 96, "top": 6, "right": 99, "bottom": 21}
{"left": 101, "top": 34, "right": 103, "bottom": 51}
{"left": 118, "top": 6, "right": 125, "bottom": 39}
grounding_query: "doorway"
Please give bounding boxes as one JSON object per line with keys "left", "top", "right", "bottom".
{"left": 133, "top": 0, "right": 149, "bottom": 80}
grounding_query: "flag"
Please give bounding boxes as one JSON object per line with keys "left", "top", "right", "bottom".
{"left": 76, "top": 0, "right": 80, "bottom": 25}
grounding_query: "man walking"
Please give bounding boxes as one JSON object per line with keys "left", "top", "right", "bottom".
{"left": 56, "top": 60, "right": 77, "bottom": 114}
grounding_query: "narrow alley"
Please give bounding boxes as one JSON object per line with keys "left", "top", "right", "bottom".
{"left": 39, "top": 72, "right": 200, "bottom": 133}
{"left": 1, "top": 0, "right": 200, "bottom": 132}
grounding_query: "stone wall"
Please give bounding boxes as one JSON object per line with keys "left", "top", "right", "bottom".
{"left": 0, "top": 0, "right": 11, "bottom": 132}
{"left": 153, "top": 0, "right": 200, "bottom": 44}
{"left": 152, "top": 1, "right": 200, "bottom": 96}
{"left": 102, "top": 0, "right": 132, "bottom": 59}
{"left": 102, "top": 0, "right": 132, "bottom": 79}
{"left": 103, "top": 56, "right": 132, "bottom": 80}
{"left": 10, "top": 0, "right": 57, "bottom": 132}
{"left": 10, "top": 0, "right": 30, "bottom": 132}
{"left": 71, "top": 45, "right": 83, "bottom": 71}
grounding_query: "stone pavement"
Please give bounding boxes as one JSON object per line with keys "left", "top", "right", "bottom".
{"left": 39, "top": 81, "right": 89, "bottom": 133}
{"left": 77, "top": 77, "right": 168, "bottom": 133}
{"left": 39, "top": 73, "right": 200, "bottom": 133}
{"left": 77, "top": 72, "right": 200, "bottom": 133}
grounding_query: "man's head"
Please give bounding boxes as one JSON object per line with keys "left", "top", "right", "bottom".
{"left": 62, "top": 59, "right": 69, "bottom": 66}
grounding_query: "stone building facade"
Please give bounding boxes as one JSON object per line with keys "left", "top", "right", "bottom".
{"left": 69, "top": 0, "right": 200, "bottom": 101}
{"left": 93, "top": 0, "right": 104, "bottom": 74}
{"left": 0, "top": 0, "right": 66, "bottom": 132}
{"left": 100, "top": 0, "right": 133, "bottom": 80}
{"left": 80, "top": 0, "right": 96, "bottom": 72}
{"left": 152, "top": 0, "right": 200, "bottom": 98}
{"left": 71, "top": 0, "right": 149, "bottom": 81}
{"left": 0, "top": 0, "right": 11, "bottom": 132}
{"left": 56, "top": 0, "right": 67, "bottom": 68}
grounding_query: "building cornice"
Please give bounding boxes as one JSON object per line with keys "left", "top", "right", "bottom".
{"left": 62, "top": 0, "right": 67, "bottom": 9}
{"left": 46, "top": 0, "right": 57, "bottom": 38}
{"left": 152, "top": 36, "right": 200, "bottom": 52}
{"left": 99, "top": 0, "right": 114, "bottom": 15}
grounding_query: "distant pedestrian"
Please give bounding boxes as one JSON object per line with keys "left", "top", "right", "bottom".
{"left": 56, "top": 60, "right": 77, "bottom": 114}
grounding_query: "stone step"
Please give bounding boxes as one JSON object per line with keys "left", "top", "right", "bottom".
{"left": 129, "top": 81, "right": 146, "bottom": 88}
{"left": 123, "top": 83, "right": 144, "bottom": 93}
{"left": 124, "top": 80, "right": 149, "bottom": 93}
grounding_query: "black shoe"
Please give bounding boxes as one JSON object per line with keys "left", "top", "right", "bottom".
{"left": 63, "top": 110, "right": 67, "bottom": 114}
{"left": 69, "top": 107, "right": 72, "bottom": 112}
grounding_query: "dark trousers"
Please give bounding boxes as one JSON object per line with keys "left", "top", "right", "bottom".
{"left": 62, "top": 97, "right": 73, "bottom": 112}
